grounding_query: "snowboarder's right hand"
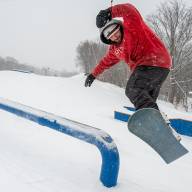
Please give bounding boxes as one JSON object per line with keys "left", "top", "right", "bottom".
{"left": 84, "top": 74, "right": 96, "bottom": 87}
{"left": 96, "top": 8, "right": 112, "bottom": 28}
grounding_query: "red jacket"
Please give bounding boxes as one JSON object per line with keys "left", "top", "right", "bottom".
{"left": 92, "top": 3, "right": 172, "bottom": 77}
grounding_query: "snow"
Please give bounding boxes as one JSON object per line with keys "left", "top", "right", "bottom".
{"left": 0, "top": 71, "right": 191, "bottom": 192}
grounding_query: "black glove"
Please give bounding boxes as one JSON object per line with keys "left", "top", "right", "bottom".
{"left": 96, "top": 8, "right": 112, "bottom": 28}
{"left": 85, "top": 74, "right": 96, "bottom": 87}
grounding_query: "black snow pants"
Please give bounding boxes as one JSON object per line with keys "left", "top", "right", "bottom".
{"left": 125, "top": 65, "right": 170, "bottom": 111}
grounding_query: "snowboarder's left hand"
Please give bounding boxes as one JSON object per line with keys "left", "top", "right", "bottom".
{"left": 96, "top": 8, "right": 112, "bottom": 28}
{"left": 84, "top": 74, "right": 96, "bottom": 87}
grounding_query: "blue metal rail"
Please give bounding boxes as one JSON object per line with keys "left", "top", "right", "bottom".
{"left": 0, "top": 98, "right": 120, "bottom": 188}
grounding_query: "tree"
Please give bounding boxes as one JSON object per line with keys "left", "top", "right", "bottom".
{"left": 76, "top": 40, "right": 130, "bottom": 88}
{"left": 76, "top": 40, "right": 106, "bottom": 73}
{"left": 146, "top": 0, "right": 192, "bottom": 107}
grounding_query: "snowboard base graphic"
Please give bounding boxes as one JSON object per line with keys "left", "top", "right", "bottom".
{"left": 128, "top": 108, "right": 188, "bottom": 164}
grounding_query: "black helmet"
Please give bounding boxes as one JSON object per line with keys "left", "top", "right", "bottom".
{"left": 100, "top": 19, "right": 123, "bottom": 45}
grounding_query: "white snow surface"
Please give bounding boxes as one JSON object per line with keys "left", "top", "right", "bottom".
{"left": 0, "top": 71, "right": 191, "bottom": 192}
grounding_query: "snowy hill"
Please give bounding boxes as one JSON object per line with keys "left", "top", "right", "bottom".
{"left": 0, "top": 71, "right": 191, "bottom": 192}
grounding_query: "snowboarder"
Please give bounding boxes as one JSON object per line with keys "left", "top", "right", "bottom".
{"left": 84, "top": 3, "right": 180, "bottom": 140}
{"left": 85, "top": 3, "right": 171, "bottom": 110}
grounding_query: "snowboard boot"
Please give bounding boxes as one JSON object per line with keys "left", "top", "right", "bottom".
{"left": 160, "top": 111, "right": 181, "bottom": 142}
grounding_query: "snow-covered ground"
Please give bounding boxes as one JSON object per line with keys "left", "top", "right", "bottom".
{"left": 0, "top": 71, "right": 191, "bottom": 192}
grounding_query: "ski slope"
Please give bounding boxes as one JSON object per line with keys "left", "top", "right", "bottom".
{"left": 0, "top": 71, "right": 191, "bottom": 192}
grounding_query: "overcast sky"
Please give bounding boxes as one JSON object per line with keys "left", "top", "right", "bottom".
{"left": 0, "top": 0, "right": 191, "bottom": 72}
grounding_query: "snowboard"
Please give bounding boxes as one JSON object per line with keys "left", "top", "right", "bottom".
{"left": 128, "top": 108, "right": 189, "bottom": 164}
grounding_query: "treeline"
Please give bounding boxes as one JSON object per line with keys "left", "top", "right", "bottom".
{"left": 75, "top": 0, "right": 192, "bottom": 111}
{"left": 0, "top": 56, "right": 77, "bottom": 77}
{"left": 147, "top": 0, "right": 192, "bottom": 110}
